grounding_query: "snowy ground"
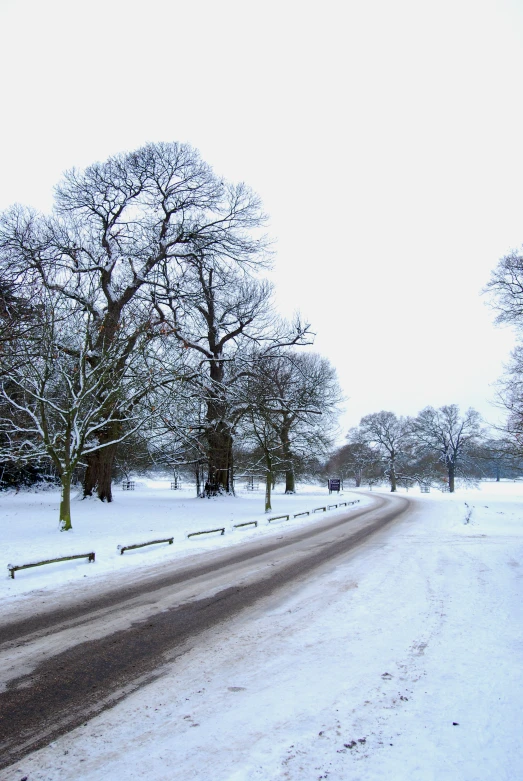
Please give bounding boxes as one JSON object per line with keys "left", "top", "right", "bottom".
{"left": 1, "top": 481, "right": 367, "bottom": 605}
{"left": 2, "top": 481, "right": 523, "bottom": 780}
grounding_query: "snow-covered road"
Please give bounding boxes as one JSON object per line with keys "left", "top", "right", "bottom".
{"left": 2, "top": 483, "right": 523, "bottom": 780}
{"left": 1, "top": 493, "right": 408, "bottom": 768}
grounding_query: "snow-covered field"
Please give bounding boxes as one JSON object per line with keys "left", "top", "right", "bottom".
{"left": 2, "top": 481, "right": 523, "bottom": 780}
{"left": 1, "top": 481, "right": 368, "bottom": 604}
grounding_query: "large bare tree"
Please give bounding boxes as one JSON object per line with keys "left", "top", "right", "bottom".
{"left": 0, "top": 142, "right": 268, "bottom": 501}
{"left": 411, "top": 405, "right": 482, "bottom": 492}
{"left": 151, "top": 249, "right": 313, "bottom": 493}
{"left": 357, "top": 411, "right": 411, "bottom": 492}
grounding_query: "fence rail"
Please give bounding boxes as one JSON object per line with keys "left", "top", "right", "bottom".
{"left": 6, "top": 494, "right": 363, "bottom": 579}
{"left": 187, "top": 527, "right": 225, "bottom": 538}
{"left": 8, "top": 552, "right": 95, "bottom": 579}
{"left": 117, "top": 537, "right": 173, "bottom": 555}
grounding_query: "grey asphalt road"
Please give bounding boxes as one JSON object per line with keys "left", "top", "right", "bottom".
{"left": 0, "top": 492, "right": 411, "bottom": 770}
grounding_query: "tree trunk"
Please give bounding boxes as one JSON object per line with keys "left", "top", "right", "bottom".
{"left": 83, "top": 452, "right": 98, "bottom": 498}
{"left": 280, "top": 424, "right": 295, "bottom": 494}
{"left": 389, "top": 463, "right": 397, "bottom": 492}
{"left": 285, "top": 468, "right": 295, "bottom": 494}
{"left": 265, "top": 466, "right": 272, "bottom": 512}
{"left": 206, "top": 421, "right": 233, "bottom": 493}
{"left": 205, "top": 356, "right": 234, "bottom": 494}
{"left": 448, "top": 462, "right": 455, "bottom": 493}
{"left": 59, "top": 472, "right": 72, "bottom": 531}
{"left": 195, "top": 463, "right": 202, "bottom": 497}
{"left": 83, "top": 422, "right": 120, "bottom": 502}
{"left": 228, "top": 435, "right": 235, "bottom": 495}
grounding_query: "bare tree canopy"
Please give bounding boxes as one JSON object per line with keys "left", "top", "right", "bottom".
{"left": 486, "top": 252, "right": 523, "bottom": 456}
{"left": 154, "top": 255, "right": 312, "bottom": 495}
{"left": 411, "top": 405, "right": 482, "bottom": 493}
{"left": 0, "top": 142, "right": 318, "bottom": 520}
{"left": 485, "top": 250, "right": 523, "bottom": 327}
{"left": 494, "top": 346, "right": 523, "bottom": 450}
{"left": 239, "top": 351, "right": 341, "bottom": 507}
{"left": 324, "top": 440, "right": 382, "bottom": 489}
{"left": 0, "top": 142, "right": 275, "bottom": 504}
{"left": 357, "top": 411, "right": 411, "bottom": 492}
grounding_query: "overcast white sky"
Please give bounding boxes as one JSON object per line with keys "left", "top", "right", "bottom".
{"left": 1, "top": 0, "right": 522, "bottom": 437}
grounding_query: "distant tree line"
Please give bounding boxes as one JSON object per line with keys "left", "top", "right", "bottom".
{"left": 0, "top": 142, "right": 341, "bottom": 528}
{"left": 323, "top": 245, "right": 523, "bottom": 494}
{"left": 323, "top": 404, "right": 523, "bottom": 493}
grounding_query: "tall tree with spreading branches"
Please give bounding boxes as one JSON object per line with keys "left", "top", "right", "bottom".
{"left": 411, "top": 405, "right": 482, "bottom": 492}
{"left": 0, "top": 142, "right": 269, "bottom": 501}
{"left": 357, "top": 411, "right": 411, "bottom": 492}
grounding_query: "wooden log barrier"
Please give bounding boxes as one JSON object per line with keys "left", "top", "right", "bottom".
{"left": 117, "top": 537, "right": 174, "bottom": 555}
{"left": 268, "top": 514, "right": 290, "bottom": 523}
{"left": 8, "top": 552, "right": 95, "bottom": 579}
{"left": 313, "top": 507, "right": 327, "bottom": 513}
{"left": 293, "top": 511, "right": 310, "bottom": 518}
{"left": 233, "top": 521, "right": 258, "bottom": 529}
{"left": 187, "top": 527, "right": 225, "bottom": 538}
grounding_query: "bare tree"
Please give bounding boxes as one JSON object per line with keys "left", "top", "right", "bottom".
{"left": 357, "top": 411, "right": 411, "bottom": 492}
{"left": 467, "top": 435, "right": 523, "bottom": 481}
{"left": 485, "top": 252, "right": 523, "bottom": 454}
{"left": 242, "top": 351, "right": 341, "bottom": 493}
{"left": 0, "top": 142, "right": 269, "bottom": 501}
{"left": 154, "top": 250, "right": 313, "bottom": 493}
{"left": 133, "top": 377, "right": 209, "bottom": 495}
{"left": 242, "top": 407, "right": 283, "bottom": 512}
{"left": 411, "top": 405, "right": 482, "bottom": 492}
{"left": 325, "top": 438, "right": 382, "bottom": 488}
{"left": 485, "top": 250, "right": 523, "bottom": 327}
{"left": 489, "top": 345, "right": 523, "bottom": 454}
{"left": 0, "top": 289, "right": 157, "bottom": 529}
{"left": 235, "top": 350, "right": 340, "bottom": 507}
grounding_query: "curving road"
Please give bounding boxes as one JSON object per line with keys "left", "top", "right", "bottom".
{"left": 0, "top": 492, "right": 411, "bottom": 770}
